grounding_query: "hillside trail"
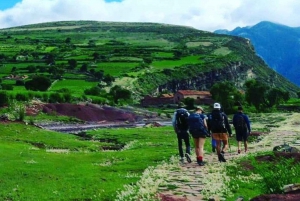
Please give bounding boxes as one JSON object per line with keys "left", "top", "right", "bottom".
{"left": 157, "top": 113, "right": 300, "bottom": 201}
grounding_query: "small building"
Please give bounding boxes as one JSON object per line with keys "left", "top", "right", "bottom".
{"left": 140, "top": 93, "right": 174, "bottom": 107}
{"left": 174, "top": 90, "right": 213, "bottom": 105}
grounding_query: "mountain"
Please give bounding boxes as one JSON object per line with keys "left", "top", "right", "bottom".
{"left": 0, "top": 20, "right": 299, "bottom": 101}
{"left": 214, "top": 21, "right": 300, "bottom": 86}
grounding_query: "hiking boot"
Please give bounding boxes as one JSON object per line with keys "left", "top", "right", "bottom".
{"left": 185, "top": 153, "right": 192, "bottom": 163}
{"left": 197, "top": 161, "right": 206, "bottom": 166}
{"left": 238, "top": 150, "right": 241, "bottom": 154}
{"left": 179, "top": 157, "right": 184, "bottom": 163}
{"left": 218, "top": 153, "right": 226, "bottom": 162}
{"left": 212, "top": 146, "right": 216, "bottom": 152}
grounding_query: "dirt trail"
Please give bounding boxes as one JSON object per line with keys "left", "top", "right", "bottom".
{"left": 157, "top": 113, "right": 300, "bottom": 201}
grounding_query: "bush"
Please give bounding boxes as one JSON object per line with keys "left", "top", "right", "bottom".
{"left": 25, "top": 75, "right": 51, "bottom": 91}
{"left": 255, "top": 157, "right": 300, "bottom": 193}
{"left": 15, "top": 80, "right": 25, "bottom": 86}
{"left": 49, "top": 93, "right": 64, "bottom": 103}
{"left": 0, "top": 91, "right": 9, "bottom": 107}
{"left": 16, "top": 93, "right": 29, "bottom": 101}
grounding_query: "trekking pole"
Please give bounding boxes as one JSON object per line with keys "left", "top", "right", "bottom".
{"left": 228, "top": 134, "right": 231, "bottom": 152}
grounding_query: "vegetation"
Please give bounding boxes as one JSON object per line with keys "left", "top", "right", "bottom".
{"left": 0, "top": 21, "right": 298, "bottom": 106}
{"left": 227, "top": 153, "right": 300, "bottom": 200}
{"left": 0, "top": 101, "right": 299, "bottom": 200}
{"left": 0, "top": 123, "right": 184, "bottom": 200}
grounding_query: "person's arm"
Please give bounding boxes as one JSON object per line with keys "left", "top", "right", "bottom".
{"left": 232, "top": 114, "right": 237, "bottom": 128}
{"left": 206, "top": 114, "right": 211, "bottom": 133}
{"left": 172, "top": 112, "right": 176, "bottom": 128}
{"left": 244, "top": 115, "right": 251, "bottom": 133}
{"left": 223, "top": 114, "right": 232, "bottom": 136}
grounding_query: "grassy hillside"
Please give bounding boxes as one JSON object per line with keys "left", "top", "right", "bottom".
{"left": 0, "top": 20, "right": 298, "bottom": 102}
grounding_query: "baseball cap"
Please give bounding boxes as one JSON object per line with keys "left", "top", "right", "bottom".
{"left": 213, "top": 103, "right": 221, "bottom": 109}
{"left": 195, "top": 106, "right": 204, "bottom": 112}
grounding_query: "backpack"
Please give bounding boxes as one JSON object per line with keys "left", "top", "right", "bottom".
{"left": 175, "top": 108, "right": 189, "bottom": 130}
{"left": 235, "top": 114, "right": 246, "bottom": 131}
{"left": 209, "top": 111, "right": 225, "bottom": 133}
{"left": 187, "top": 113, "right": 208, "bottom": 135}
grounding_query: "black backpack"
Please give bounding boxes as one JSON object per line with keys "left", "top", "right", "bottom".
{"left": 188, "top": 113, "right": 208, "bottom": 135}
{"left": 175, "top": 108, "right": 189, "bottom": 130}
{"left": 209, "top": 111, "right": 225, "bottom": 133}
{"left": 235, "top": 114, "right": 246, "bottom": 131}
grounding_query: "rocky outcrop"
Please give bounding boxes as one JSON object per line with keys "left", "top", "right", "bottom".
{"left": 158, "top": 62, "right": 254, "bottom": 92}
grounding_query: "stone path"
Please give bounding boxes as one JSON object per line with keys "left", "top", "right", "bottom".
{"left": 157, "top": 113, "right": 300, "bottom": 201}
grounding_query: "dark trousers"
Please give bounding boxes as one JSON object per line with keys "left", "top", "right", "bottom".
{"left": 177, "top": 130, "right": 191, "bottom": 158}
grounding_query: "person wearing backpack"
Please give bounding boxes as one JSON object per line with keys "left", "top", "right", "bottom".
{"left": 233, "top": 106, "right": 251, "bottom": 154}
{"left": 187, "top": 106, "right": 209, "bottom": 166}
{"left": 172, "top": 103, "right": 192, "bottom": 163}
{"left": 207, "top": 103, "right": 232, "bottom": 162}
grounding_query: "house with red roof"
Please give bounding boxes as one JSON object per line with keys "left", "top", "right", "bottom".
{"left": 141, "top": 90, "right": 213, "bottom": 106}
{"left": 140, "top": 93, "right": 174, "bottom": 107}
{"left": 174, "top": 90, "right": 213, "bottom": 105}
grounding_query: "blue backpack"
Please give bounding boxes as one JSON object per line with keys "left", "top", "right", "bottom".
{"left": 187, "top": 113, "right": 208, "bottom": 135}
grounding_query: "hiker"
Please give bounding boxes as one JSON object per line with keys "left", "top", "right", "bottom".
{"left": 207, "top": 103, "right": 232, "bottom": 162}
{"left": 187, "top": 106, "right": 209, "bottom": 166}
{"left": 232, "top": 106, "right": 251, "bottom": 154}
{"left": 172, "top": 102, "right": 192, "bottom": 163}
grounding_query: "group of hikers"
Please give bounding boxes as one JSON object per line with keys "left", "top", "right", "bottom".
{"left": 172, "top": 102, "right": 251, "bottom": 166}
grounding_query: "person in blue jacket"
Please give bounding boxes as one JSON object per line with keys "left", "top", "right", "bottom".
{"left": 232, "top": 106, "right": 251, "bottom": 154}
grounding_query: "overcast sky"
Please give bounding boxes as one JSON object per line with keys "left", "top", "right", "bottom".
{"left": 0, "top": 0, "right": 299, "bottom": 32}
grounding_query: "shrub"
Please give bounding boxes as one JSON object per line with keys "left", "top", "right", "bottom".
{"left": 0, "top": 91, "right": 9, "bottom": 107}
{"left": 25, "top": 75, "right": 51, "bottom": 91}
{"left": 49, "top": 93, "right": 64, "bottom": 103}
{"left": 254, "top": 157, "right": 300, "bottom": 194}
{"left": 16, "top": 93, "right": 29, "bottom": 101}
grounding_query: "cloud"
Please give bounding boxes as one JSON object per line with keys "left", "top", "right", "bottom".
{"left": 0, "top": 0, "right": 300, "bottom": 31}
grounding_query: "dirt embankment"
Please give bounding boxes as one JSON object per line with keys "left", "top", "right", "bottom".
{"left": 27, "top": 102, "right": 165, "bottom": 124}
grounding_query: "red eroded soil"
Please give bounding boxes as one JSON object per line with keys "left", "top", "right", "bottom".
{"left": 40, "top": 103, "right": 142, "bottom": 122}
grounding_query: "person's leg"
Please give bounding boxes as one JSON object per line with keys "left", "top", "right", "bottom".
{"left": 211, "top": 138, "right": 216, "bottom": 152}
{"left": 199, "top": 138, "right": 206, "bottom": 158}
{"left": 237, "top": 141, "right": 241, "bottom": 153}
{"left": 221, "top": 138, "right": 228, "bottom": 153}
{"left": 183, "top": 132, "right": 191, "bottom": 154}
{"left": 183, "top": 131, "right": 191, "bottom": 162}
{"left": 244, "top": 140, "right": 248, "bottom": 152}
{"left": 177, "top": 136, "right": 184, "bottom": 159}
{"left": 243, "top": 132, "right": 249, "bottom": 152}
{"left": 236, "top": 133, "right": 242, "bottom": 153}
{"left": 193, "top": 138, "right": 200, "bottom": 157}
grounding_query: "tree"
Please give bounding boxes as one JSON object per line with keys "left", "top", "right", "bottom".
{"left": 68, "top": 59, "right": 77, "bottom": 70}
{"left": 94, "top": 70, "right": 104, "bottom": 81}
{"left": 143, "top": 57, "right": 153, "bottom": 65}
{"left": 0, "top": 91, "right": 9, "bottom": 107}
{"left": 80, "top": 63, "right": 88, "bottom": 72}
{"left": 210, "top": 81, "right": 243, "bottom": 113}
{"left": 25, "top": 75, "right": 52, "bottom": 91}
{"left": 245, "top": 79, "right": 269, "bottom": 111}
{"left": 109, "top": 85, "right": 132, "bottom": 104}
{"left": 44, "top": 53, "right": 56, "bottom": 65}
{"left": 103, "top": 74, "right": 115, "bottom": 86}
{"left": 183, "top": 97, "right": 195, "bottom": 110}
{"left": 92, "top": 52, "right": 100, "bottom": 61}
{"left": 266, "top": 88, "right": 290, "bottom": 108}
{"left": 65, "top": 37, "right": 71, "bottom": 44}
